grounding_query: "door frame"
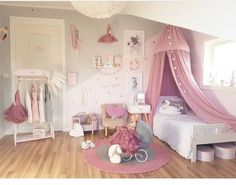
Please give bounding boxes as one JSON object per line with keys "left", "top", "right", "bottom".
{"left": 10, "top": 16, "right": 66, "bottom": 132}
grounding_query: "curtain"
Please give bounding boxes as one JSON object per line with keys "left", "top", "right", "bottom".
{"left": 167, "top": 50, "right": 236, "bottom": 131}
{"left": 145, "top": 52, "right": 165, "bottom": 125}
{"left": 146, "top": 24, "right": 236, "bottom": 131}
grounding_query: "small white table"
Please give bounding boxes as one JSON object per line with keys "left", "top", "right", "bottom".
{"left": 126, "top": 104, "right": 151, "bottom": 123}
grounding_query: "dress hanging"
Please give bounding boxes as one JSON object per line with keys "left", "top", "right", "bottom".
{"left": 25, "top": 87, "right": 32, "bottom": 123}
{"left": 4, "top": 90, "right": 28, "bottom": 124}
{"left": 39, "top": 84, "right": 46, "bottom": 123}
{"left": 31, "top": 84, "right": 40, "bottom": 122}
{"left": 44, "top": 84, "right": 53, "bottom": 122}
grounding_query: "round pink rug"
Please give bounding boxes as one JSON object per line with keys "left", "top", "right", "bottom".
{"left": 83, "top": 139, "right": 171, "bottom": 174}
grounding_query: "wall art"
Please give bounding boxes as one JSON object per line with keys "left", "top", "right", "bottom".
{"left": 128, "top": 72, "right": 143, "bottom": 93}
{"left": 102, "top": 50, "right": 113, "bottom": 67}
{"left": 67, "top": 72, "right": 78, "bottom": 86}
{"left": 92, "top": 56, "right": 103, "bottom": 67}
{"left": 124, "top": 30, "right": 144, "bottom": 57}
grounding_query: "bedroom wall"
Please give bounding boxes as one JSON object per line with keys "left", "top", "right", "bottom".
{"left": 0, "top": 5, "right": 165, "bottom": 132}
{"left": 183, "top": 29, "right": 236, "bottom": 116}
{"left": 0, "top": 16, "right": 6, "bottom": 138}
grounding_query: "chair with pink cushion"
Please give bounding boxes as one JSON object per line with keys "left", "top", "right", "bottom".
{"left": 101, "top": 103, "right": 128, "bottom": 136}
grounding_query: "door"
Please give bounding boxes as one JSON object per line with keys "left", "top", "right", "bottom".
{"left": 10, "top": 16, "right": 66, "bottom": 132}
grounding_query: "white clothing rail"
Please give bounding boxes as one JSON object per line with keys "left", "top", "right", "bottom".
{"left": 12, "top": 69, "right": 55, "bottom": 145}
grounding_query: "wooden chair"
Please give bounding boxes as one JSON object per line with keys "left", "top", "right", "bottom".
{"left": 101, "top": 103, "right": 128, "bottom": 136}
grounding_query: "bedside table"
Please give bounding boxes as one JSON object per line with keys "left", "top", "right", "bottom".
{"left": 126, "top": 104, "right": 151, "bottom": 123}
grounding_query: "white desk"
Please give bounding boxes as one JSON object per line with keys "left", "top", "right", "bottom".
{"left": 126, "top": 104, "right": 151, "bottom": 123}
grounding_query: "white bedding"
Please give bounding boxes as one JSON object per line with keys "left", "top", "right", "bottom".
{"left": 153, "top": 112, "right": 207, "bottom": 159}
{"left": 153, "top": 96, "right": 236, "bottom": 161}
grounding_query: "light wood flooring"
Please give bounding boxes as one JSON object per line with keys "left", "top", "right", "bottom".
{"left": 0, "top": 131, "right": 235, "bottom": 178}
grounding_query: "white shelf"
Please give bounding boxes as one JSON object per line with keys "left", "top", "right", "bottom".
{"left": 15, "top": 132, "right": 54, "bottom": 144}
{"left": 93, "top": 65, "right": 122, "bottom": 75}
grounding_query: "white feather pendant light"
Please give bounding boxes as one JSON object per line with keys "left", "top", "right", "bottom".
{"left": 70, "top": 1, "right": 124, "bottom": 19}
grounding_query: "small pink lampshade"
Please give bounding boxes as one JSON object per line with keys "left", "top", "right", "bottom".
{"left": 98, "top": 24, "right": 118, "bottom": 43}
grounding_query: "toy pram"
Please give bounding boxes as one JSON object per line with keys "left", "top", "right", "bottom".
{"left": 123, "top": 120, "right": 153, "bottom": 162}
{"left": 110, "top": 120, "right": 153, "bottom": 163}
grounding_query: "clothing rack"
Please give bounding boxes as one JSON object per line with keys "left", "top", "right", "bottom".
{"left": 12, "top": 69, "right": 55, "bottom": 145}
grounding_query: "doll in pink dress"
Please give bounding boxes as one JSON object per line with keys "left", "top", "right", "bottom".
{"left": 109, "top": 114, "right": 141, "bottom": 155}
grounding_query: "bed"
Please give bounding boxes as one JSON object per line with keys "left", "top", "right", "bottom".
{"left": 153, "top": 97, "right": 236, "bottom": 162}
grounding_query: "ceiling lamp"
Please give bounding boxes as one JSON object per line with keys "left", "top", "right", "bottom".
{"left": 70, "top": 1, "right": 124, "bottom": 19}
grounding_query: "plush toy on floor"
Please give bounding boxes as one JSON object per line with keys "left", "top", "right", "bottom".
{"left": 108, "top": 144, "right": 122, "bottom": 164}
{"left": 69, "top": 123, "right": 84, "bottom": 137}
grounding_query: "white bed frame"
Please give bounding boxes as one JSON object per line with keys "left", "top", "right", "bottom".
{"left": 191, "top": 124, "right": 236, "bottom": 162}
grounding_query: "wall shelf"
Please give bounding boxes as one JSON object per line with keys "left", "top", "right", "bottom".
{"left": 94, "top": 65, "right": 122, "bottom": 75}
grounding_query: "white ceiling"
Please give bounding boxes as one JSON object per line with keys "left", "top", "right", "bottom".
{"left": 1, "top": 1, "right": 236, "bottom": 40}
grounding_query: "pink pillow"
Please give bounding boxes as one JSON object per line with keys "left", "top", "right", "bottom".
{"left": 106, "top": 105, "right": 126, "bottom": 118}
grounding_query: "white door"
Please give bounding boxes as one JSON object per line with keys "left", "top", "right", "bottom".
{"left": 10, "top": 16, "right": 66, "bottom": 132}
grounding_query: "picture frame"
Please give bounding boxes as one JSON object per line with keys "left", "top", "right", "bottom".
{"left": 124, "top": 30, "right": 145, "bottom": 57}
{"left": 92, "top": 56, "right": 102, "bottom": 67}
{"left": 113, "top": 55, "right": 122, "bottom": 67}
{"left": 128, "top": 72, "right": 143, "bottom": 93}
{"left": 102, "top": 50, "right": 113, "bottom": 67}
{"left": 67, "top": 72, "right": 78, "bottom": 86}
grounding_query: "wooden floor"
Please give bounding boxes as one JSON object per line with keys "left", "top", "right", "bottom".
{"left": 0, "top": 131, "right": 235, "bottom": 178}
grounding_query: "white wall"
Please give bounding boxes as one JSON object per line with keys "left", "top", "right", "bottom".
{"left": 0, "top": 5, "right": 165, "bottom": 133}
{"left": 0, "top": 15, "right": 6, "bottom": 138}
{"left": 1, "top": 1, "right": 236, "bottom": 41}
{"left": 122, "top": 1, "right": 236, "bottom": 41}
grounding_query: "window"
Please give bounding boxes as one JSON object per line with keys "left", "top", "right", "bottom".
{"left": 203, "top": 39, "right": 236, "bottom": 88}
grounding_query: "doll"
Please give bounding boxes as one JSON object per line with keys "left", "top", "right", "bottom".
{"left": 109, "top": 114, "right": 141, "bottom": 155}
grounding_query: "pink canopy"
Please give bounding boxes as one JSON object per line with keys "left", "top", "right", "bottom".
{"left": 146, "top": 25, "right": 236, "bottom": 131}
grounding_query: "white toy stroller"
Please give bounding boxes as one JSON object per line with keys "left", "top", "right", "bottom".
{"left": 123, "top": 120, "right": 152, "bottom": 162}
{"left": 121, "top": 148, "right": 149, "bottom": 162}
{"left": 109, "top": 120, "right": 153, "bottom": 163}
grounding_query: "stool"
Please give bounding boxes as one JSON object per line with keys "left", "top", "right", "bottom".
{"left": 213, "top": 143, "right": 236, "bottom": 159}
{"left": 197, "top": 145, "right": 215, "bottom": 162}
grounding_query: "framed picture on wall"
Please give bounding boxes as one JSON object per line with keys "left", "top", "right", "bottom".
{"left": 102, "top": 50, "right": 113, "bottom": 67}
{"left": 113, "top": 55, "right": 122, "bottom": 67}
{"left": 92, "top": 56, "right": 102, "bottom": 67}
{"left": 128, "top": 72, "right": 143, "bottom": 93}
{"left": 67, "top": 72, "right": 78, "bottom": 86}
{"left": 124, "top": 30, "right": 145, "bottom": 57}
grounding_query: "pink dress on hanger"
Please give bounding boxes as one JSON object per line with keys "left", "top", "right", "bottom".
{"left": 31, "top": 84, "right": 40, "bottom": 122}
{"left": 4, "top": 90, "right": 28, "bottom": 124}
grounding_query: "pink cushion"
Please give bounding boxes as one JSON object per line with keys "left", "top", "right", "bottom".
{"left": 106, "top": 105, "right": 126, "bottom": 118}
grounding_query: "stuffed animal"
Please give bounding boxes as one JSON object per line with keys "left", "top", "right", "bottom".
{"left": 108, "top": 144, "right": 122, "bottom": 164}
{"left": 69, "top": 123, "right": 84, "bottom": 137}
